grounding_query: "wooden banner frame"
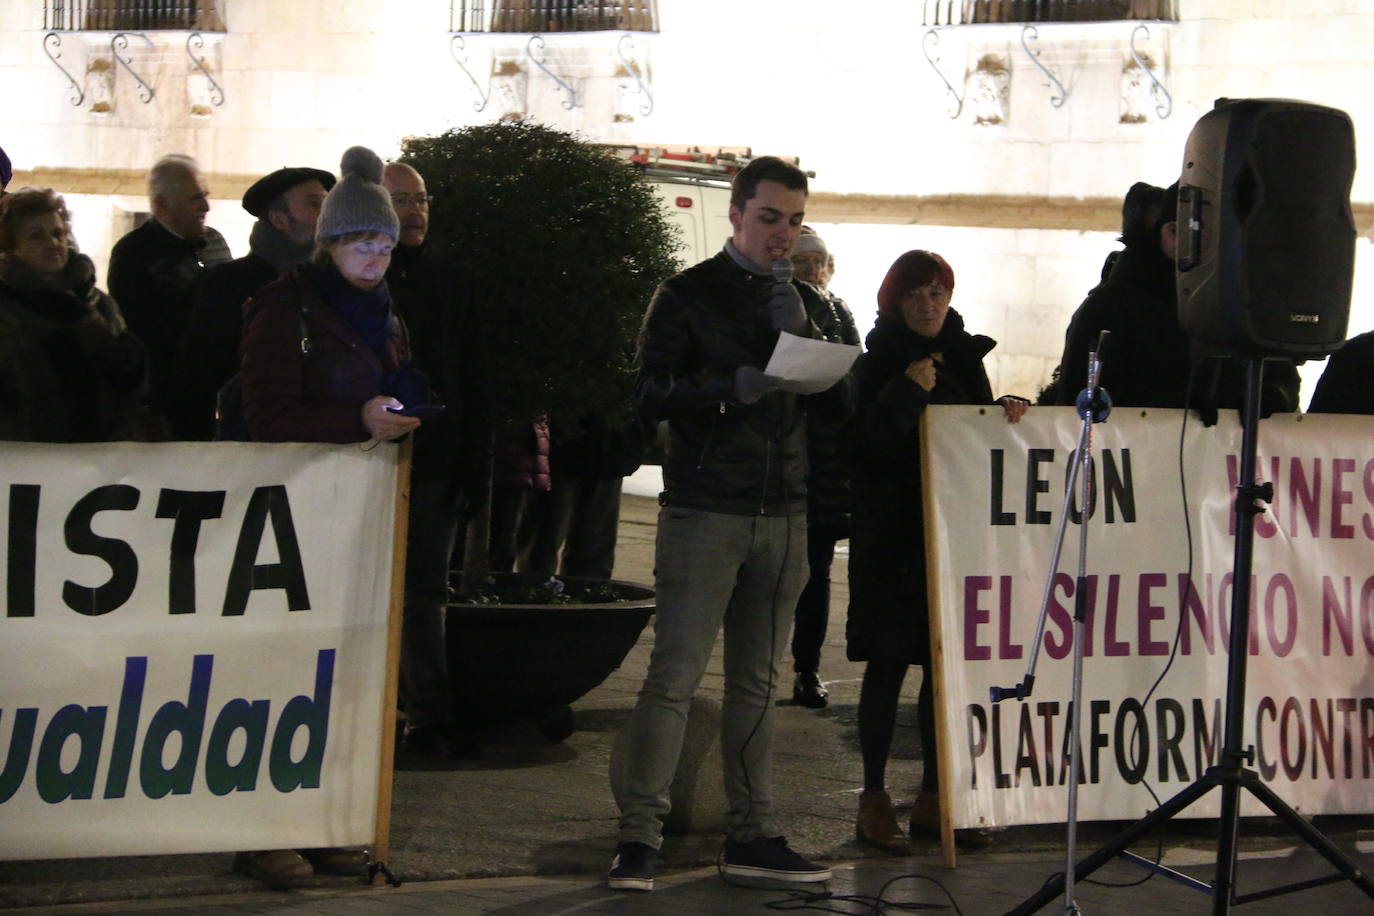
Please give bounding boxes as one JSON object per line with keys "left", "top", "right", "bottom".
{"left": 370, "top": 436, "right": 411, "bottom": 882}
{"left": 0, "top": 440, "right": 409, "bottom": 866}
{"left": 921, "top": 406, "right": 980, "bottom": 869}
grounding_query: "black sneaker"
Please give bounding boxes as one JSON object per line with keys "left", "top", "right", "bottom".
{"left": 792, "top": 671, "right": 828, "bottom": 708}
{"left": 607, "top": 841, "right": 656, "bottom": 891}
{"left": 722, "top": 836, "right": 831, "bottom": 882}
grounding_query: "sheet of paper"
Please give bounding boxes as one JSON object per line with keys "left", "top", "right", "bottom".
{"left": 764, "top": 331, "right": 861, "bottom": 394}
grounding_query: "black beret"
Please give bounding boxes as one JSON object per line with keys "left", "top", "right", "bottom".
{"left": 242, "top": 167, "right": 336, "bottom": 218}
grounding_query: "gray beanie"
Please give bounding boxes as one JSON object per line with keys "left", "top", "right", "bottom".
{"left": 315, "top": 146, "right": 399, "bottom": 243}
{"left": 791, "top": 232, "right": 828, "bottom": 259}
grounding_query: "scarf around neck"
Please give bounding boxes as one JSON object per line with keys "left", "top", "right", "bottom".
{"left": 724, "top": 239, "right": 773, "bottom": 276}
{"left": 304, "top": 260, "right": 393, "bottom": 358}
{"left": 248, "top": 219, "right": 314, "bottom": 275}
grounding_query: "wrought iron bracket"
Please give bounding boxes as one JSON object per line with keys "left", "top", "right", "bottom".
{"left": 1129, "top": 24, "right": 1172, "bottom": 119}
{"left": 526, "top": 34, "right": 576, "bottom": 110}
{"left": 921, "top": 29, "right": 963, "bottom": 119}
{"left": 1019, "top": 25, "right": 1067, "bottom": 108}
{"left": 186, "top": 32, "right": 225, "bottom": 107}
{"left": 112, "top": 32, "right": 156, "bottom": 103}
{"left": 615, "top": 33, "right": 653, "bottom": 117}
{"left": 42, "top": 32, "right": 85, "bottom": 106}
{"left": 449, "top": 34, "right": 491, "bottom": 112}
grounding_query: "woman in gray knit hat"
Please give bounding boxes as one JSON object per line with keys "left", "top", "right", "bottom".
{"left": 234, "top": 146, "right": 437, "bottom": 886}
{"left": 239, "top": 145, "right": 433, "bottom": 445}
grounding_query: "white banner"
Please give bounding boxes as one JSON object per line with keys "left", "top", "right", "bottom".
{"left": 924, "top": 406, "right": 1374, "bottom": 828}
{"left": 0, "top": 441, "right": 399, "bottom": 860}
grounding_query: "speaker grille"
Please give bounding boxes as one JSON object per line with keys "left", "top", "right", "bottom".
{"left": 1243, "top": 110, "right": 1356, "bottom": 347}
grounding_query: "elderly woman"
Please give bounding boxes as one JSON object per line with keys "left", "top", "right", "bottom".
{"left": 240, "top": 145, "right": 428, "bottom": 444}
{"left": 848, "top": 250, "right": 1026, "bottom": 853}
{"left": 0, "top": 187, "right": 146, "bottom": 441}
{"left": 235, "top": 146, "right": 431, "bottom": 888}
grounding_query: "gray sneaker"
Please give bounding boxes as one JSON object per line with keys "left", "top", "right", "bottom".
{"left": 722, "top": 836, "right": 831, "bottom": 882}
{"left": 607, "top": 841, "right": 656, "bottom": 891}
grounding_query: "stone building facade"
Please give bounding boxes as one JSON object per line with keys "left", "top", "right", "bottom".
{"left": 2, "top": 0, "right": 1371, "bottom": 401}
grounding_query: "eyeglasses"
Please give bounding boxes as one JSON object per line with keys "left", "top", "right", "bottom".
{"left": 390, "top": 194, "right": 433, "bottom": 208}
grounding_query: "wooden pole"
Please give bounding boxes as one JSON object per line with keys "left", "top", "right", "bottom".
{"left": 920, "top": 411, "right": 958, "bottom": 869}
{"left": 371, "top": 436, "right": 412, "bottom": 882}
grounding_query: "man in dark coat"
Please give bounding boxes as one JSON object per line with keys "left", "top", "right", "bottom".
{"left": 1054, "top": 180, "right": 1300, "bottom": 418}
{"left": 172, "top": 166, "right": 334, "bottom": 439}
{"left": 1308, "top": 329, "right": 1374, "bottom": 414}
{"left": 608, "top": 156, "right": 843, "bottom": 893}
{"left": 381, "top": 160, "right": 484, "bottom": 759}
{"left": 108, "top": 154, "right": 231, "bottom": 436}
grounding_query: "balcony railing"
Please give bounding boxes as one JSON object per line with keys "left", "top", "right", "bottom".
{"left": 923, "top": 0, "right": 1177, "bottom": 26}
{"left": 44, "top": 1, "right": 224, "bottom": 31}
{"left": 451, "top": 1, "right": 659, "bottom": 33}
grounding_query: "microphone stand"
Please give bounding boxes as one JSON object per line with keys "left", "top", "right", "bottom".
{"left": 1006, "top": 357, "right": 1374, "bottom": 915}
{"left": 992, "top": 331, "right": 1112, "bottom": 916}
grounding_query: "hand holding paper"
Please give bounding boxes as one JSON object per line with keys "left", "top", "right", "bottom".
{"left": 763, "top": 331, "right": 861, "bottom": 395}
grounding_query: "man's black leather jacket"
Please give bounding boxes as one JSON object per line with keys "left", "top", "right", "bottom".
{"left": 634, "top": 249, "right": 850, "bottom": 516}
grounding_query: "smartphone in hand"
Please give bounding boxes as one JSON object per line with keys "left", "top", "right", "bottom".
{"left": 386, "top": 403, "right": 446, "bottom": 420}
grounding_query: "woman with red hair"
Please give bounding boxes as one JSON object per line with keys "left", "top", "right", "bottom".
{"left": 848, "top": 250, "right": 1027, "bottom": 852}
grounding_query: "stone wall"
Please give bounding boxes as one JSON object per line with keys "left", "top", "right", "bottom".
{"left": 3, "top": 0, "right": 1371, "bottom": 402}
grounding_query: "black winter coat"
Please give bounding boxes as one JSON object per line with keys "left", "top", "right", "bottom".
{"left": 107, "top": 218, "right": 230, "bottom": 418}
{"left": 805, "top": 289, "right": 860, "bottom": 535}
{"left": 634, "top": 249, "right": 845, "bottom": 516}
{"left": 1054, "top": 246, "right": 1300, "bottom": 417}
{"left": 1308, "top": 330, "right": 1374, "bottom": 415}
{"left": 387, "top": 243, "right": 486, "bottom": 484}
{"left": 846, "top": 311, "right": 995, "bottom": 665}
{"left": 0, "top": 253, "right": 147, "bottom": 442}
{"left": 172, "top": 252, "right": 279, "bottom": 439}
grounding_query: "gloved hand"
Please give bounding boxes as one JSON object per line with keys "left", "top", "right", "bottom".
{"left": 734, "top": 366, "right": 782, "bottom": 405}
{"left": 769, "top": 281, "right": 809, "bottom": 336}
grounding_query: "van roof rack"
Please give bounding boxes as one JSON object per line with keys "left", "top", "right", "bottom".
{"left": 594, "top": 144, "right": 810, "bottom": 181}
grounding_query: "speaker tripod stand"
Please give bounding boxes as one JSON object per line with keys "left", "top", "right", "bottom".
{"left": 1008, "top": 358, "right": 1374, "bottom": 915}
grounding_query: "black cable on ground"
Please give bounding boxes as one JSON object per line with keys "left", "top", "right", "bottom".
{"left": 758, "top": 870, "right": 964, "bottom": 914}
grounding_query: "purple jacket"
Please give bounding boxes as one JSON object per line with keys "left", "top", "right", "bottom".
{"left": 240, "top": 266, "right": 410, "bottom": 443}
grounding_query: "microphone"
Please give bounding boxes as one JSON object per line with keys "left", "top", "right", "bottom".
{"left": 1075, "top": 329, "right": 1113, "bottom": 423}
{"left": 771, "top": 258, "right": 794, "bottom": 285}
{"left": 768, "top": 257, "right": 808, "bottom": 335}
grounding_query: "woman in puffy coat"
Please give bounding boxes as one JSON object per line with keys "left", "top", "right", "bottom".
{"left": 0, "top": 187, "right": 146, "bottom": 441}
{"left": 848, "top": 250, "right": 1026, "bottom": 852}
{"left": 235, "top": 146, "right": 430, "bottom": 887}
{"left": 240, "top": 146, "right": 429, "bottom": 445}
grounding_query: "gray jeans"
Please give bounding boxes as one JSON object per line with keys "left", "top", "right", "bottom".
{"left": 614, "top": 506, "right": 807, "bottom": 847}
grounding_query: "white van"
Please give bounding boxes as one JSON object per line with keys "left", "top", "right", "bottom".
{"left": 599, "top": 146, "right": 806, "bottom": 268}
{"left": 644, "top": 167, "right": 733, "bottom": 267}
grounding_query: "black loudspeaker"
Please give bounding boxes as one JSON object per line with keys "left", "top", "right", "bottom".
{"left": 1177, "top": 98, "right": 1357, "bottom": 357}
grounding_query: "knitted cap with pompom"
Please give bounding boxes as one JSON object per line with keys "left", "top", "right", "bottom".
{"left": 315, "top": 145, "right": 399, "bottom": 243}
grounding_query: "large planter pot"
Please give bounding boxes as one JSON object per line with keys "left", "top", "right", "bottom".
{"left": 445, "top": 573, "right": 654, "bottom": 740}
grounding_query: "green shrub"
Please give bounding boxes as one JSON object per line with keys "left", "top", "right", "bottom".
{"left": 400, "top": 121, "right": 681, "bottom": 428}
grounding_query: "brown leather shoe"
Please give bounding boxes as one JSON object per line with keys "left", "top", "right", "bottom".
{"left": 233, "top": 849, "right": 314, "bottom": 888}
{"left": 300, "top": 846, "right": 371, "bottom": 876}
{"left": 856, "top": 789, "right": 910, "bottom": 854}
{"left": 909, "top": 791, "right": 994, "bottom": 849}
